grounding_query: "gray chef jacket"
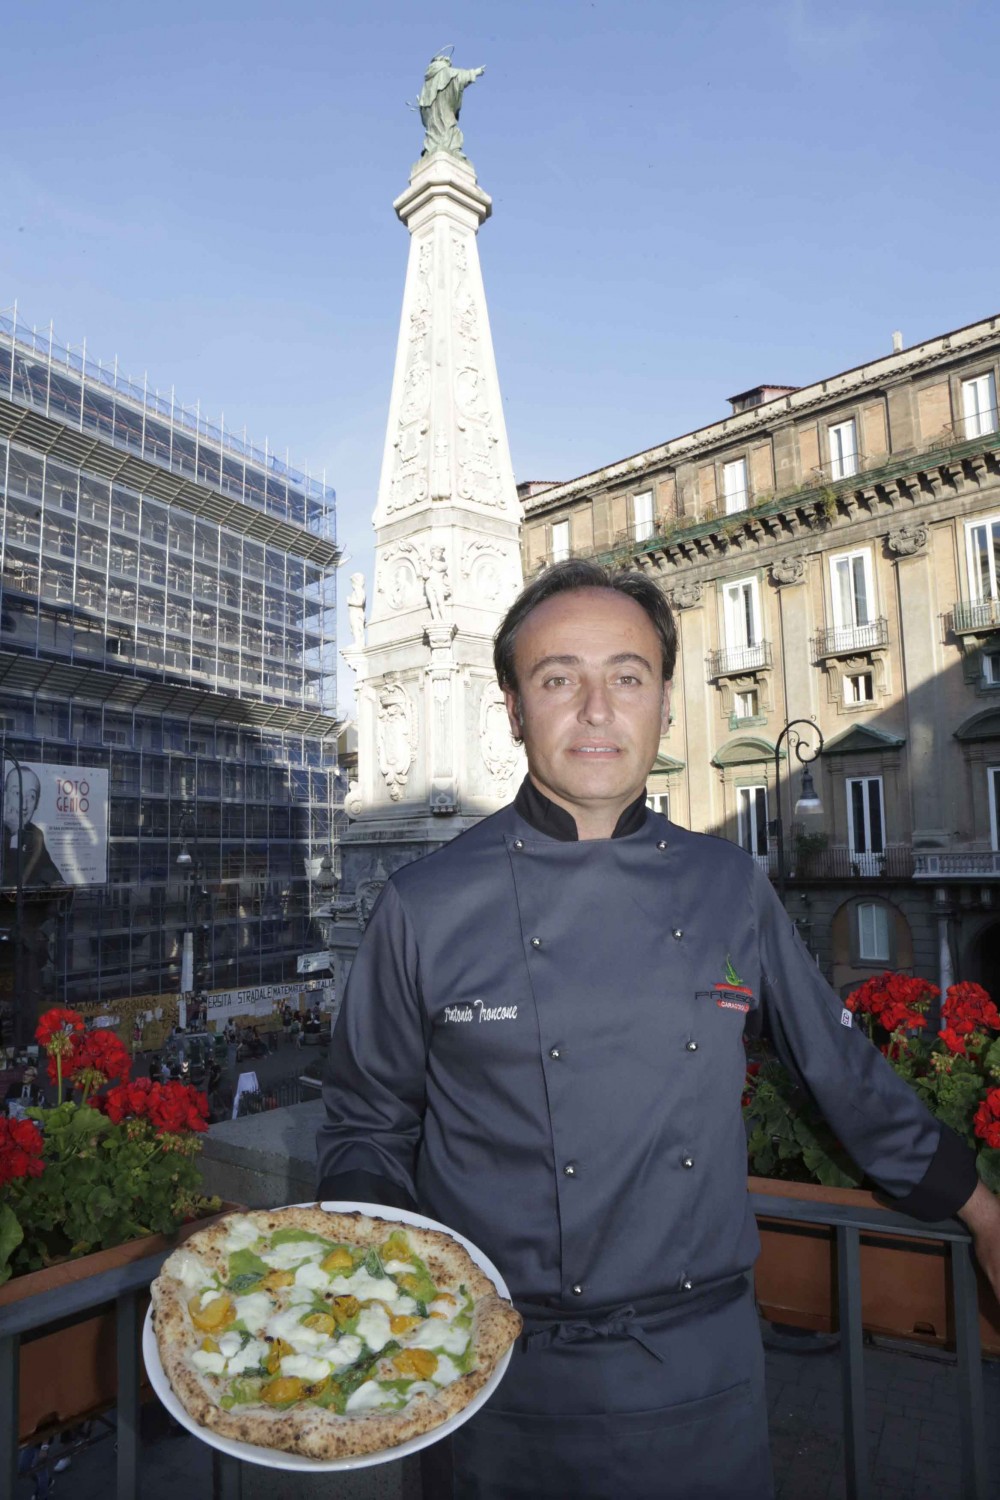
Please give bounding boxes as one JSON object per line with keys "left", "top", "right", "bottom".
{"left": 317, "top": 789, "right": 977, "bottom": 1312}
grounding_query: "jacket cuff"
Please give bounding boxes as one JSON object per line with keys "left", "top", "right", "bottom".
{"left": 315, "top": 1169, "right": 418, "bottom": 1214}
{"left": 883, "top": 1125, "right": 979, "bottom": 1222}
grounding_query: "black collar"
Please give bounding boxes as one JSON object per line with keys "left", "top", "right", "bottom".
{"left": 513, "top": 776, "right": 649, "bottom": 842}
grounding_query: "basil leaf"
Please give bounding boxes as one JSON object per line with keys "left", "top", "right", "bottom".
{"left": 226, "top": 1271, "right": 265, "bottom": 1294}
{"left": 363, "top": 1249, "right": 385, "bottom": 1279}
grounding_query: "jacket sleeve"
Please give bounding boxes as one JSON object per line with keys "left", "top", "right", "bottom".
{"left": 752, "top": 867, "right": 978, "bottom": 1222}
{"left": 315, "top": 880, "right": 429, "bottom": 1207}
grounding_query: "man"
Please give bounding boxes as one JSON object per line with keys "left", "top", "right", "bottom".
{"left": 318, "top": 560, "right": 1000, "bottom": 1499}
{"left": 2, "top": 767, "right": 63, "bottom": 888}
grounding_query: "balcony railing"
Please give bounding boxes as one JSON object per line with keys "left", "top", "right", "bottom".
{"left": 812, "top": 618, "right": 889, "bottom": 658}
{"left": 914, "top": 850, "right": 1000, "bottom": 879}
{"left": 952, "top": 597, "right": 1000, "bottom": 634}
{"left": 0, "top": 1188, "right": 989, "bottom": 1499}
{"left": 756, "top": 844, "right": 915, "bottom": 880}
{"left": 707, "top": 640, "right": 773, "bottom": 678}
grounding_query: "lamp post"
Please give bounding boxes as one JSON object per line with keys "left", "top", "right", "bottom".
{"left": 2, "top": 753, "right": 28, "bottom": 1048}
{"left": 773, "top": 719, "right": 825, "bottom": 907}
{"left": 175, "top": 810, "right": 197, "bottom": 1032}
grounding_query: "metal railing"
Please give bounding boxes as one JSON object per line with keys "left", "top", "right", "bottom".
{"left": 952, "top": 597, "right": 1000, "bottom": 634}
{"left": 235, "top": 1077, "right": 311, "bottom": 1116}
{"left": 2, "top": 1189, "right": 990, "bottom": 1499}
{"left": 914, "top": 850, "right": 1000, "bottom": 879}
{"left": 707, "top": 640, "right": 773, "bottom": 677}
{"left": 749, "top": 1187, "right": 988, "bottom": 1500}
{"left": 0, "top": 1188, "right": 990, "bottom": 1499}
{"left": 812, "top": 618, "right": 889, "bottom": 658}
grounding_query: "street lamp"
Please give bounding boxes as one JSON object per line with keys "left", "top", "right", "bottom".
{"left": 773, "top": 719, "right": 825, "bottom": 906}
{"left": 2, "top": 753, "right": 28, "bottom": 1048}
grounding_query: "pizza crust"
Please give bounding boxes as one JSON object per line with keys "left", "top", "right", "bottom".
{"left": 150, "top": 1205, "right": 521, "bottom": 1461}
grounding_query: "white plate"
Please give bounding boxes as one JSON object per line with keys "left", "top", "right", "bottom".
{"left": 142, "top": 1200, "right": 515, "bottom": 1472}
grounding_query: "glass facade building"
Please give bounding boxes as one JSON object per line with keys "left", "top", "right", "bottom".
{"left": 0, "top": 308, "right": 342, "bottom": 1018}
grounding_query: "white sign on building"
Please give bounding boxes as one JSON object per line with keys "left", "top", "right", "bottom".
{"left": 204, "top": 978, "right": 334, "bottom": 1023}
{"left": 2, "top": 761, "right": 109, "bottom": 888}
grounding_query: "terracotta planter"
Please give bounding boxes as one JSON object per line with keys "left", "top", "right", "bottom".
{"left": 750, "top": 1176, "right": 1000, "bottom": 1356}
{"left": 2, "top": 1204, "right": 239, "bottom": 1442}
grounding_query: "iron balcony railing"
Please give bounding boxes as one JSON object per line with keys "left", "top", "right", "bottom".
{"left": 952, "top": 597, "right": 1000, "bottom": 634}
{"left": 1, "top": 1189, "right": 989, "bottom": 1499}
{"left": 707, "top": 640, "right": 773, "bottom": 678}
{"left": 753, "top": 845, "right": 914, "bottom": 880}
{"left": 812, "top": 618, "right": 889, "bottom": 658}
{"left": 914, "top": 850, "right": 1000, "bottom": 879}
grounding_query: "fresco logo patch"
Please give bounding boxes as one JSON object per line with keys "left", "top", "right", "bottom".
{"left": 711, "top": 955, "right": 755, "bottom": 1014}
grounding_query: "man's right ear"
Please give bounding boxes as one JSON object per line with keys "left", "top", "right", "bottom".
{"left": 503, "top": 687, "right": 523, "bottom": 744}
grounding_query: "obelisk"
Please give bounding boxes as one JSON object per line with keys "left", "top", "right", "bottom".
{"left": 328, "top": 55, "right": 524, "bottom": 992}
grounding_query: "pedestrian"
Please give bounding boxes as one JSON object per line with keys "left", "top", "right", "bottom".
{"left": 317, "top": 560, "right": 1000, "bottom": 1500}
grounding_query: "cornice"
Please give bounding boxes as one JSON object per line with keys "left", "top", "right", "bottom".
{"left": 523, "top": 315, "right": 1000, "bottom": 516}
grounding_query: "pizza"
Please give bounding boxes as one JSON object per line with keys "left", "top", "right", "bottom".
{"left": 149, "top": 1206, "right": 522, "bottom": 1460}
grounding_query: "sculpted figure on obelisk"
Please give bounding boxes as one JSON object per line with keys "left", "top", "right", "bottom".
{"left": 417, "top": 50, "right": 485, "bottom": 158}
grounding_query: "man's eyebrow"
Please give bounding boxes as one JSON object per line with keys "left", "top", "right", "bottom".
{"left": 527, "top": 651, "right": 654, "bottom": 677}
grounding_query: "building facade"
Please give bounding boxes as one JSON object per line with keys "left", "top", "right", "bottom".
{"left": 521, "top": 314, "right": 1000, "bottom": 1000}
{"left": 0, "top": 309, "right": 343, "bottom": 1030}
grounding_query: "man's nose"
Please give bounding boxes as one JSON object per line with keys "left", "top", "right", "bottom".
{"left": 578, "top": 681, "right": 614, "bottom": 724}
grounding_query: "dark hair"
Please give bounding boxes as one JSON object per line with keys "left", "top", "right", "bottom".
{"left": 493, "top": 559, "right": 678, "bottom": 691}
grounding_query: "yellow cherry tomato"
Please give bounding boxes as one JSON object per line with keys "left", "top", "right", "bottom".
{"left": 261, "top": 1377, "right": 306, "bottom": 1405}
{"left": 332, "top": 1295, "right": 360, "bottom": 1325}
{"left": 320, "top": 1247, "right": 354, "bottom": 1273}
{"left": 301, "top": 1313, "right": 337, "bottom": 1336}
{"left": 188, "top": 1295, "right": 234, "bottom": 1333}
{"left": 389, "top": 1313, "right": 421, "bottom": 1335}
{"left": 260, "top": 1269, "right": 294, "bottom": 1291}
{"left": 394, "top": 1348, "right": 438, "bottom": 1380}
{"left": 265, "top": 1338, "right": 294, "bottom": 1375}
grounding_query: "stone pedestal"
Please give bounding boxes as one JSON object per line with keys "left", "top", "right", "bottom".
{"left": 325, "top": 150, "right": 524, "bottom": 991}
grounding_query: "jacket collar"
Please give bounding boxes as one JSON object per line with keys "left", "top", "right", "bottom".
{"left": 513, "top": 776, "right": 649, "bottom": 842}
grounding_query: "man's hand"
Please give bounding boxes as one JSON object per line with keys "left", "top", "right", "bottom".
{"left": 957, "top": 1180, "right": 1000, "bottom": 1303}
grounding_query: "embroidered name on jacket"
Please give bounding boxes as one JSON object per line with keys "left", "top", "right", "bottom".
{"left": 704, "top": 955, "right": 755, "bottom": 1014}
{"left": 444, "top": 1000, "right": 518, "bottom": 1024}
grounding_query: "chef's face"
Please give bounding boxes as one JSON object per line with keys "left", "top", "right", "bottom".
{"left": 504, "top": 588, "right": 671, "bottom": 837}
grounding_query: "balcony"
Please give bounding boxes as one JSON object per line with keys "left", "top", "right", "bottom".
{"left": 812, "top": 618, "right": 889, "bottom": 659}
{"left": 757, "top": 844, "right": 915, "bottom": 880}
{"left": 913, "top": 849, "right": 1000, "bottom": 880}
{"left": 951, "top": 597, "right": 1000, "bottom": 635}
{"left": 707, "top": 640, "right": 773, "bottom": 678}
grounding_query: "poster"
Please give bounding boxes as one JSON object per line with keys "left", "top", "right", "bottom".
{"left": 1, "top": 761, "right": 109, "bottom": 888}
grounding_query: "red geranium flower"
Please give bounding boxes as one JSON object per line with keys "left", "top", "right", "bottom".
{"left": 941, "top": 982, "right": 1000, "bottom": 1038}
{"left": 0, "top": 1116, "right": 45, "bottom": 1186}
{"left": 35, "top": 1007, "right": 85, "bottom": 1048}
{"left": 53, "top": 1027, "right": 131, "bottom": 1089}
{"left": 939, "top": 1026, "right": 969, "bottom": 1057}
{"left": 973, "top": 1087, "right": 1000, "bottom": 1149}
{"left": 845, "top": 973, "right": 938, "bottom": 1034}
{"left": 92, "top": 1078, "right": 208, "bottom": 1134}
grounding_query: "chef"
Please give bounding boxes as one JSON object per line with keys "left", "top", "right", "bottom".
{"left": 317, "top": 559, "right": 1000, "bottom": 1499}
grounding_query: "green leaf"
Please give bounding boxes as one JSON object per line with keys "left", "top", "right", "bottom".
{"left": 0, "top": 1203, "right": 24, "bottom": 1287}
{"left": 228, "top": 1248, "right": 270, "bottom": 1281}
{"left": 363, "top": 1249, "right": 385, "bottom": 1279}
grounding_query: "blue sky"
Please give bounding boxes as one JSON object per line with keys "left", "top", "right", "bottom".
{"left": 2, "top": 0, "right": 998, "bottom": 711}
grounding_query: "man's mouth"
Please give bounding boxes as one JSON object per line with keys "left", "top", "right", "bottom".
{"left": 571, "top": 745, "right": 620, "bottom": 754}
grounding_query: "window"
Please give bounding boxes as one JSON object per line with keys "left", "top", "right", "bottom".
{"left": 723, "top": 577, "right": 763, "bottom": 666}
{"left": 967, "top": 515, "right": 1000, "bottom": 602}
{"left": 963, "top": 373, "right": 998, "bottom": 440}
{"left": 733, "top": 688, "right": 759, "bottom": 719}
{"left": 989, "top": 768, "right": 1000, "bottom": 851}
{"left": 847, "top": 776, "right": 884, "bottom": 874}
{"left": 646, "top": 792, "right": 669, "bottom": 818}
{"left": 830, "top": 549, "right": 874, "bottom": 632}
{"left": 983, "top": 652, "right": 1000, "bottom": 686}
{"left": 551, "top": 520, "right": 570, "bottom": 564}
{"left": 844, "top": 671, "right": 874, "bottom": 704}
{"left": 829, "top": 419, "right": 858, "bottom": 480}
{"left": 722, "top": 459, "right": 749, "bottom": 515}
{"left": 633, "top": 491, "right": 654, "bottom": 542}
{"left": 737, "top": 786, "right": 768, "bottom": 858}
{"left": 857, "top": 902, "right": 890, "bottom": 962}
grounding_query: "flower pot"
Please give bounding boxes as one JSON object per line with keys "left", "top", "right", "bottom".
{"left": 2, "top": 1203, "right": 240, "bottom": 1443}
{"left": 750, "top": 1176, "right": 1000, "bottom": 1356}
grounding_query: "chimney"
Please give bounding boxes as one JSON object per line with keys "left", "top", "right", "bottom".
{"left": 892, "top": 331, "right": 903, "bottom": 353}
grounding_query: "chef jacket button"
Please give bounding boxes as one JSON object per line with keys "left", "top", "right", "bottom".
{"left": 513, "top": 839, "right": 524, "bottom": 851}
{"left": 685, "top": 1040, "right": 698, "bottom": 1052}
{"left": 571, "top": 1284, "right": 584, "bottom": 1296}
{"left": 530, "top": 936, "right": 542, "bottom": 949}
{"left": 657, "top": 840, "right": 667, "bottom": 851}
{"left": 549, "top": 1047, "right": 561, "bottom": 1059}
{"left": 563, "top": 1162, "right": 577, "bottom": 1177}
{"left": 672, "top": 928, "right": 683, "bottom": 941}
{"left": 680, "top": 1278, "right": 693, "bottom": 1292}
{"left": 681, "top": 1156, "right": 695, "bottom": 1169}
